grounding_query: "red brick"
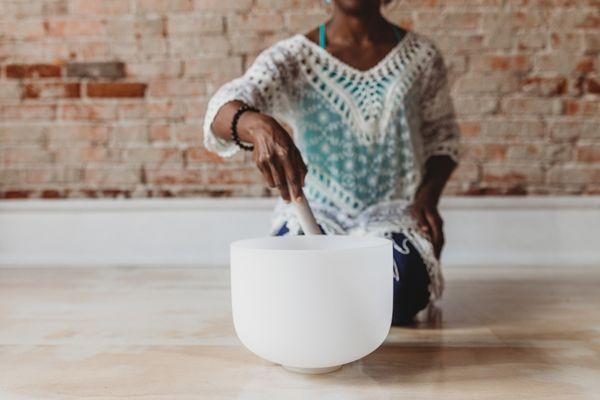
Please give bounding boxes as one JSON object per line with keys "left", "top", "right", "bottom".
{"left": 24, "top": 167, "right": 81, "bottom": 185}
{"left": 0, "top": 104, "right": 57, "bottom": 120}
{"left": 563, "top": 99, "right": 600, "bottom": 116}
{"left": 41, "top": 190, "right": 62, "bottom": 198}
{"left": 472, "top": 54, "right": 532, "bottom": 72}
{"left": 166, "top": 15, "right": 223, "bottom": 35}
{"left": 535, "top": 52, "right": 593, "bottom": 74}
{"left": 548, "top": 165, "right": 600, "bottom": 185}
{"left": 204, "top": 166, "right": 262, "bottom": 185}
{"left": 126, "top": 61, "right": 183, "bottom": 79}
{"left": 83, "top": 167, "right": 140, "bottom": 185}
{"left": 576, "top": 145, "right": 600, "bottom": 163}
{"left": 2, "top": 19, "right": 46, "bottom": 40}
{"left": 6, "top": 64, "right": 62, "bottom": 79}
{"left": 143, "top": 101, "right": 186, "bottom": 120}
{"left": 0, "top": 190, "right": 33, "bottom": 199}
{"left": 53, "top": 146, "right": 115, "bottom": 164}
{"left": 45, "top": 19, "right": 105, "bottom": 36}
{"left": 2, "top": 146, "right": 53, "bottom": 164}
{"left": 228, "top": 13, "right": 284, "bottom": 33}
{"left": 549, "top": 120, "right": 597, "bottom": 141}
{"left": 46, "top": 124, "right": 109, "bottom": 144}
{"left": 121, "top": 147, "right": 183, "bottom": 166}
{"left": 453, "top": 96, "right": 498, "bottom": 115}
{"left": 182, "top": 98, "right": 208, "bottom": 119}
{"left": 147, "top": 79, "right": 205, "bottom": 98}
{"left": 137, "top": 0, "right": 193, "bottom": 12}
{"left": 451, "top": 161, "right": 480, "bottom": 183}
{"left": 144, "top": 168, "right": 203, "bottom": 185}
{"left": 87, "top": 82, "right": 147, "bottom": 98}
{"left": 482, "top": 164, "right": 543, "bottom": 184}
{"left": 0, "top": 82, "right": 23, "bottom": 99}
{"left": 111, "top": 125, "right": 148, "bottom": 145}
{"left": 576, "top": 57, "right": 595, "bottom": 73}
{"left": 484, "top": 144, "right": 508, "bottom": 161}
{"left": 550, "top": 8, "right": 600, "bottom": 30}
{"left": 183, "top": 57, "right": 242, "bottom": 80}
{"left": 0, "top": 125, "right": 45, "bottom": 143}
{"left": 173, "top": 123, "right": 203, "bottom": 143}
{"left": 463, "top": 185, "right": 528, "bottom": 196}
{"left": 22, "top": 82, "right": 80, "bottom": 99}
{"left": 549, "top": 31, "right": 585, "bottom": 50}
{"left": 501, "top": 97, "right": 562, "bottom": 115}
{"left": 457, "top": 120, "right": 481, "bottom": 138}
{"left": 482, "top": 118, "right": 543, "bottom": 139}
{"left": 59, "top": 103, "right": 117, "bottom": 120}
{"left": 464, "top": 143, "right": 484, "bottom": 160}
{"left": 506, "top": 144, "right": 542, "bottom": 161}
{"left": 69, "top": 0, "right": 131, "bottom": 15}
{"left": 149, "top": 124, "right": 172, "bottom": 142}
{"left": 454, "top": 72, "right": 519, "bottom": 94}
{"left": 19, "top": 169, "right": 52, "bottom": 186}
{"left": 193, "top": 0, "right": 253, "bottom": 11}
{"left": 185, "top": 146, "right": 234, "bottom": 164}
{"left": 585, "top": 77, "right": 600, "bottom": 94}
{"left": 520, "top": 76, "right": 567, "bottom": 96}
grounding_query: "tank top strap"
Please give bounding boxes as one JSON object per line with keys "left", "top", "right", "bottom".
{"left": 319, "top": 23, "right": 326, "bottom": 48}
{"left": 392, "top": 24, "right": 403, "bottom": 42}
{"left": 320, "top": 23, "right": 402, "bottom": 48}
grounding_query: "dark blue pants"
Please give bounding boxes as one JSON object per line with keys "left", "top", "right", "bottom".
{"left": 274, "top": 222, "right": 430, "bottom": 326}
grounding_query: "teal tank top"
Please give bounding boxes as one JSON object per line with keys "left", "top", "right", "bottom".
{"left": 318, "top": 22, "right": 405, "bottom": 48}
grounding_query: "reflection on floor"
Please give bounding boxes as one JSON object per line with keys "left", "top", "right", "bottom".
{"left": 0, "top": 266, "right": 599, "bottom": 399}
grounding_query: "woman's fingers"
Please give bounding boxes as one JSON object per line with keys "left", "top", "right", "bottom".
{"left": 425, "top": 210, "right": 444, "bottom": 258}
{"left": 296, "top": 150, "right": 308, "bottom": 187}
{"left": 256, "top": 158, "right": 276, "bottom": 188}
{"left": 414, "top": 208, "right": 430, "bottom": 235}
{"left": 280, "top": 151, "right": 304, "bottom": 202}
{"left": 270, "top": 160, "right": 291, "bottom": 202}
{"left": 253, "top": 127, "right": 306, "bottom": 203}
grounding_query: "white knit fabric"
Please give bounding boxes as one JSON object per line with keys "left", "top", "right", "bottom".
{"left": 202, "top": 30, "right": 462, "bottom": 301}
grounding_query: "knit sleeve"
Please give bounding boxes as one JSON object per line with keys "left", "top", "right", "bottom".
{"left": 202, "top": 42, "right": 295, "bottom": 158}
{"left": 419, "top": 45, "right": 462, "bottom": 164}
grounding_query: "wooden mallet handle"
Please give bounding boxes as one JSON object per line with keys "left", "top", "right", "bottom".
{"left": 292, "top": 194, "right": 322, "bottom": 235}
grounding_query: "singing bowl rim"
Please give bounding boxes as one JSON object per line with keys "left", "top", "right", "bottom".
{"left": 230, "top": 234, "right": 392, "bottom": 254}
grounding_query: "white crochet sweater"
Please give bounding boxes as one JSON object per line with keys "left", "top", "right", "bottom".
{"left": 202, "top": 30, "right": 462, "bottom": 301}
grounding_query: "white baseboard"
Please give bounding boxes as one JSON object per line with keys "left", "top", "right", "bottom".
{"left": 0, "top": 197, "right": 599, "bottom": 267}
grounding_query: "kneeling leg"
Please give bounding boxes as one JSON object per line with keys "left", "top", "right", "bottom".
{"left": 390, "top": 232, "right": 431, "bottom": 326}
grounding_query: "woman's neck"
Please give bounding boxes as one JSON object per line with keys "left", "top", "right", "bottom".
{"left": 327, "top": 7, "right": 392, "bottom": 46}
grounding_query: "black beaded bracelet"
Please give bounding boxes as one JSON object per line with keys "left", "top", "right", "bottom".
{"left": 231, "top": 104, "right": 259, "bottom": 151}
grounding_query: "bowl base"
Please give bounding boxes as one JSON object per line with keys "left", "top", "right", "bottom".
{"left": 282, "top": 365, "right": 343, "bottom": 374}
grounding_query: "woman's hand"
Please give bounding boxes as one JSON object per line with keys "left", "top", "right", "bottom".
{"left": 239, "top": 112, "right": 307, "bottom": 203}
{"left": 409, "top": 194, "right": 445, "bottom": 259}
{"left": 409, "top": 155, "right": 457, "bottom": 259}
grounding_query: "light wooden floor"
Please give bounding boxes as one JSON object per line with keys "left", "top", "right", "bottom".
{"left": 1, "top": 266, "right": 599, "bottom": 400}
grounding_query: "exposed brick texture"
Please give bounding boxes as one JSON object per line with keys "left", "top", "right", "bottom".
{"left": 6, "top": 64, "right": 62, "bottom": 79}
{"left": 0, "top": 0, "right": 598, "bottom": 199}
{"left": 87, "top": 82, "right": 147, "bottom": 98}
{"left": 66, "top": 62, "right": 126, "bottom": 79}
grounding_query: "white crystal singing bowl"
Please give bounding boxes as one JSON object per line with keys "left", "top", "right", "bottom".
{"left": 230, "top": 235, "right": 393, "bottom": 374}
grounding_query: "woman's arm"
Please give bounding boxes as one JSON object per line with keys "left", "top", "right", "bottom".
{"left": 410, "top": 42, "right": 462, "bottom": 258}
{"left": 203, "top": 42, "right": 306, "bottom": 203}
{"left": 410, "top": 155, "right": 457, "bottom": 259}
{"left": 210, "top": 100, "right": 307, "bottom": 203}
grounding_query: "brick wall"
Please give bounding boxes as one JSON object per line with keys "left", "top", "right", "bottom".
{"left": 0, "top": 0, "right": 598, "bottom": 199}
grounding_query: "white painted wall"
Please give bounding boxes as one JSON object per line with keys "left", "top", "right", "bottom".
{"left": 0, "top": 197, "right": 599, "bottom": 267}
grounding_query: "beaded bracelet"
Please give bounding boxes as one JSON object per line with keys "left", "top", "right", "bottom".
{"left": 231, "top": 104, "right": 259, "bottom": 151}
